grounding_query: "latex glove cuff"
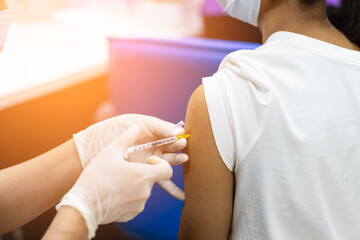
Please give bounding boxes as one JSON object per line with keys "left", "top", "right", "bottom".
{"left": 56, "top": 192, "right": 97, "bottom": 239}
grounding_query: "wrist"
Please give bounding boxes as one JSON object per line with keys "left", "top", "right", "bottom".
{"left": 43, "top": 206, "right": 88, "bottom": 240}
{"left": 72, "top": 133, "right": 88, "bottom": 168}
{"left": 56, "top": 189, "right": 98, "bottom": 239}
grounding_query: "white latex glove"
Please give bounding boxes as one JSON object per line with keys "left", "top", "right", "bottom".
{"left": 57, "top": 125, "right": 173, "bottom": 239}
{"left": 73, "top": 114, "right": 188, "bottom": 200}
{"left": 74, "top": 114, "right": 186, "bottom": 167}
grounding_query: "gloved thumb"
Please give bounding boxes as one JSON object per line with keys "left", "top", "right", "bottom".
{"left": 146, "top": 156, "right": 173, "bottom": 181}
{"left": 111, "top": 125, "right": 140, "bottom": 152}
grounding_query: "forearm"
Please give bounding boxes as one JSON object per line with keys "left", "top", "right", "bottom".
{"left": 42, "top": 206, "right": 88, "bottom": 240}
{"left": 0, "top": 139, "right": 83, "bottom": 234}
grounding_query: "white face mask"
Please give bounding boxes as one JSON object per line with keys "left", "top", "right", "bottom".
{"left": 216, "top": 0, "right": 261, "bottom": 27}
{"left": 0, "top": 9, "right": 11, "bottom": 52}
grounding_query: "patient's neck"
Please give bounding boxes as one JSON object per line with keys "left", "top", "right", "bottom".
{"left": 258, "top": 2, "right": 360, "bottom": 51}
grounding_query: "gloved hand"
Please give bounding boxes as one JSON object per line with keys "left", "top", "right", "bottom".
{"left": 74, "top": 114, "right": 186, "bottom": 167}
{"left": 73, "top": 114, "right": 188, "bottom": 200}
{"left": 57, "top": 125, "right": 173, "bottom": 239}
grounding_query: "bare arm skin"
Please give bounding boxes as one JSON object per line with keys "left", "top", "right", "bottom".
{"left": 42, "top": 206, "right": 88, "bottom": 240}
{"left": 178, "top": 85, "right": 234, "bottom": 240}
{"left": 0, "top": 139, "right": 82, "bottom": 235}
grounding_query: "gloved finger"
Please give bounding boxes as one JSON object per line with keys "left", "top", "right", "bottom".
{"left": 157, "top": 179, "right": 185, "bottom": 201}
{"left": 145, "top": 117, "right": 185, "bottom": 138}
{"left": 111, "top": 125, "right": 140, "bottom": 152}
{"left": 146, "top": 156, "right": 173, "bottom": 181}
{"left": 161, "top": 138, "right": 187, "bottom": 153}
{"left": 147, "top": 157, "right": 185, "bottom": 201}
{"left": 161, "top": 153, "right": 189, "bottom": 165}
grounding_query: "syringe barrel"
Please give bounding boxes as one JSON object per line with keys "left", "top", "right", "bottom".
{"left": 125, "top": 136, "right": 177, "bottom": 158}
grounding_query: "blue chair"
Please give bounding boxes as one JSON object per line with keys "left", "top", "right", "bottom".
{"left": 107, "top": 37, "right": 260, "bottom": 240}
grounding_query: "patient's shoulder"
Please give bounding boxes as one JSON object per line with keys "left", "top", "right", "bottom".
{"left": 179, "top": 84, "right": 234, "bottom": 240}
{"left": 184, "top": 84, "right": 231, "bottom": 177}
{"left": 185, "top": 84, "right": 214, "bottom": 155}
{"left": 187, "top": 85, "right": 206, "bottom": 118}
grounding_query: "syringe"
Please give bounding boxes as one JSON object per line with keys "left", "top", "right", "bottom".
{"left": 124, "top": 121, "right": 189, "bottom": 159}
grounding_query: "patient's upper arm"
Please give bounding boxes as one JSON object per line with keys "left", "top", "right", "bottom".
{"left": 178, "top": 85, "right": 234, "bottom": 240}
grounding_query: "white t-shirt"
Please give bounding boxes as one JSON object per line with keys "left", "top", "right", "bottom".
{"left": 203, "top": 31, "right": 360, "bottom": 240}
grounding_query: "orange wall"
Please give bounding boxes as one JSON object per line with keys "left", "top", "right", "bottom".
{"left": 0, "top": 75, "right": 109, "bottom": 239}
{"left": 0, "top": 75, "right": 108, "bottom": 169}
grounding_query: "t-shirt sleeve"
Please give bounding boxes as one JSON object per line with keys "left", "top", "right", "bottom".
{"left": 202, "top": 56, "right": 269, "bottom": 171}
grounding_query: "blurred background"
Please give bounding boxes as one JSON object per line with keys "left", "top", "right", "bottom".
{"left": 0, "top": 0, "right": 261, "bottom": 239}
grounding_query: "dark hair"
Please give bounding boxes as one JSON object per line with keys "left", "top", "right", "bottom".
{"left": 301, "top": 0, "right": 360, "bottom": 48}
